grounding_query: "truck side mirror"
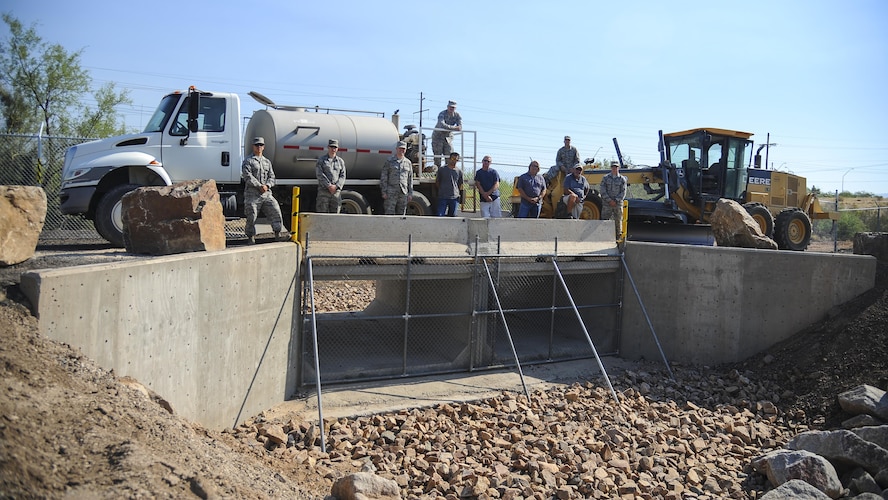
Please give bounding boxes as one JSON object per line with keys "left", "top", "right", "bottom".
{"left": 754, "top": 154, "right": 762, "bottom": 169}
{"left": 187, "top": 91, "right": 200, "bottom": 133}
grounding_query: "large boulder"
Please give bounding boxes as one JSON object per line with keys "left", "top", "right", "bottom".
{"left": 0, "top": 185, "right": 47, "bottom": 266}
{"left": 751, "top": 449, "right": 843, "bottom": 498}
{"left": 121, "top": 180, "right": 225, "bottom": 255}
{"left": 331, "top": 472, "right": 402, "bottom": 500}
{"left": 710, "top": 199, "right": 778, "bottom": 249}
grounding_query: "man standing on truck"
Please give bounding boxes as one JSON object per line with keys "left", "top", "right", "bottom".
{"left": 600, "top": 161, "right": 627, "bottom": 238}
{"left": 563, "top": 164, "right": 590, "bottom": 219}
{"left": 316, "top": 139, "right": 346, "bottom": 213}
{"left": 242, "top": 137, "right": 285, "bottom": 244}
{"left": 517, "top": 160, "right": 547, "bottom": 218}
{"left": 431, "top": 100, "right": 462, "bottom": 168}
{"left": 380, "top": 141, "right": 413, "bottom": 215}
{"left": 436, "top": 152, "right": 464, "bottom": 217}
{"left": 545, "top": 136, "right": 580, "bottom": 182}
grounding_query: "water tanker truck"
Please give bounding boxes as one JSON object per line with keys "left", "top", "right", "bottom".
{"left": 59, "top": 87, "right": 439, "bottom": 246}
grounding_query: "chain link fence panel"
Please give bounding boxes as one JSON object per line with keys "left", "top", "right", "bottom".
{"left": 0, "top": 133, "right": 101, "bottom": 240}
{"left": 300, "top": 254, "right": 622, "bottom": 386}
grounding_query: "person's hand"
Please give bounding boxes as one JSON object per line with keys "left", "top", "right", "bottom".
{"left": 328, "top": 185, "right": 337, "bottom": 194}
{"left": 260, "top": 185, "right": 268, "bottom": 194}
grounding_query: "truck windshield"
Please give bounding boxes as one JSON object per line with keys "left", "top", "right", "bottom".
{"left": 142, "top": 94, "right": 181, "bottom": 133}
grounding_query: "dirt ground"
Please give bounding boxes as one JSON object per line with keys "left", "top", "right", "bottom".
{"left": 0, "top": 237, "right": 885, "bottom": 499}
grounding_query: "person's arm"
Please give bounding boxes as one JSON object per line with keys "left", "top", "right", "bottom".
{"left": 242, "top": 158, "right": 263, "bottom": 189}
{"left": 600, "top": 178, "right": 611, "bottom": 203}
{"left": 474, "top": 172, "right": 487, "bottom": 200}
{"left": 336, "top": 159, "right": 346, "bottom": 190}
{"left": 380, "top": 161, "right": 389, "bottom": 198}
{"left": 435, "top": 111, "right": 449, "bottom": 131}
{"left": 316, "top": 158, "right": 331, "bottom": 189}
{"left": 517, "top": 176, "right": 530, "bottom": 202}
{"left": 265, "top": 159, "right": 276, "bottom": 188}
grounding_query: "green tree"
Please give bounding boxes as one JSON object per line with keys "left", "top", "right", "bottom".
{"left": 0, "top": 13, "right": 130, "bottom": 136}
{"left": 837, "top": 211, "right": 867, "bottom": 240}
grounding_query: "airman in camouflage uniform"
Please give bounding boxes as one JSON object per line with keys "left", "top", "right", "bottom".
{"left": 600, "top": 162, "right": 628, "bottom": 239}
{"left": 546, "top": 135, "right": 580, "bottom": 181}
{"left": 316, "top": 139, "right": 346, "bottom": 213}
{"left": 242, "top": 137, "right": 284, "bottom": 244}
{"left": 431, "top": 100, "right": 462, "bottom": 168}
{"left": 380, "top": 141, "right": 414, "bottom": 215}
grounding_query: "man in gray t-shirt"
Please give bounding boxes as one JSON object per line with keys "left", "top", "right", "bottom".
{"left": 435, "top": 152, "right": 464, "bottom": 217}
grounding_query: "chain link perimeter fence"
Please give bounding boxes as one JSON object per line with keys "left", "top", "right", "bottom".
{"left": 0, "top": 133, "right": 101, "bottom": 240}
{"left": 300, "top": 253, "right": 624, "bottom": 386}
{"left": 0, "top": 132, "right": 250, "bottom": 243}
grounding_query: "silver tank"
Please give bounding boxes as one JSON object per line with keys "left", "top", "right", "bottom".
{"left": 244, "top": 108, "right": 400, "bottom": 180}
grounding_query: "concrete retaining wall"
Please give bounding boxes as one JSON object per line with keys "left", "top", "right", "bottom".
{"left": 621, "top": 242, "right": 877, "bottom": 365}
{"left": 20, "top": 243, "right": 298, "bottom": 430}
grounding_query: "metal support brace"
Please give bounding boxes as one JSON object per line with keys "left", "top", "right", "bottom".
{"left": 551, "top": 260, "right": 621, "bottom": 408}
{"left": 482, "top": 259, "right": 531, "bottom": 402}
{"left": 305, "top": 257, "right": 327, "bottom": 453}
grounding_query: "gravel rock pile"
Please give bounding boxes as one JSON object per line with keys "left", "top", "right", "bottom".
{"left": 234, "top": 365, "right": 812, "bottom": 499}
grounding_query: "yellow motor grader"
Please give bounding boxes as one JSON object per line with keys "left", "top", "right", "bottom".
{"left": 512, "top": 128, "right": 837, "bottom": 251}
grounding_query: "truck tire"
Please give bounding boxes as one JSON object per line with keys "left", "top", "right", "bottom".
{"left": 774, "top": 208, "right": 812, "bottom": 251}
{"left": 95, "top": 183, "right": 139, "bottom": 247}
{"left": 743, "top": 202, "right": 774, "bottom": 237}
{"left": 406, "top": 192, "right": 432, "bottom": 216}
{"left": 339, "top": 190, "right": 371, "bottom": 214}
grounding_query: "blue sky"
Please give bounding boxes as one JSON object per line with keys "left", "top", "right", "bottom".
{"left": 6, "top": 0, "right": 888, "bottom": 195}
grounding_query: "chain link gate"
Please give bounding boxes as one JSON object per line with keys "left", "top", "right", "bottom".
{"left": 299, "top": 250, "right": 624, "bottom": 387}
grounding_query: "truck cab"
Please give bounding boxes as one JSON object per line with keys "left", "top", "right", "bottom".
{"left": 59, "top": 89, "right": 242, "bottom": 246}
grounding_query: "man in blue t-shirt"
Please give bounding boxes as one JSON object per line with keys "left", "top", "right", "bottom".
{"left": 562, "top": 165, "right": 590, "bottom": 219}
{"left": 474, "top": 155, "right": 501, "bottom": 218}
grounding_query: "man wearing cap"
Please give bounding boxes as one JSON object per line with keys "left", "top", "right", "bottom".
{"left": 380, "top": 141, "right": 414, "bottom": 215}
{"left": 600, "top": 161, "right": 628, "bottom": 238}
{"left": 547, "top": 135, "right": 581, "bottom": 182}
{"left": 516, "top": 160, "right": 547, "bottom": 219}
{"left": 562, "top": 164, "right": 590, "bottom": 219}
{"left": 242, "top": 137, "right": 285, "bottom": 244}
{"left": 431, "top": 100, "right": 462, "bottom": 168}
{"left": 435, "top": 152, "right": 464, "bottom": 217}
{"left": 474, "top": 155, "right": 501, "bottom": 218}
{"left": 316, "top": 139, "right": 346, "bottom": 213}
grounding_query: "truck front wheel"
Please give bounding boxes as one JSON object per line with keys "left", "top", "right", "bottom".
{"left": 95, "top": 184, "right": 139, "bottom": 247}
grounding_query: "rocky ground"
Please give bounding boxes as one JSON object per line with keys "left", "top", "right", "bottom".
{"left": 0, "top": 237, "right": 885, "bottom": 499}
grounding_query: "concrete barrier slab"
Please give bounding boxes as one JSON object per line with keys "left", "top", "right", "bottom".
{"left": 20, "top": 243, "right": 299, "bottom": 430}
{"left": 298, "top": 214, "right": 618, "bottom": 257}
